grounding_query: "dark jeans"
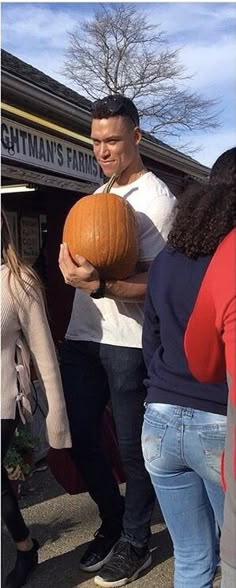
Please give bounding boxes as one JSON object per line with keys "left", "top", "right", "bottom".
{"left": 1, "top": 418, "right": 29, "bottom": 543}
{"left": 60, "top": 339, "right": 155, "bottom": 547}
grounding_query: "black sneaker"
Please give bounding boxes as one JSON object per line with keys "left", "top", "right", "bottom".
{"left": 80, "top": 525, "right": 121, "bottom": 573}
{"left": 94, "top": 540, "right": 152, "bottom": 587}
{"left": 5, "top": 538, "right": 39, "bottom": 588}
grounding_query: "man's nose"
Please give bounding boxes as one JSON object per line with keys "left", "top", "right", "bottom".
{"left": 99, "top": 143, "right": 109, "bottom": 158}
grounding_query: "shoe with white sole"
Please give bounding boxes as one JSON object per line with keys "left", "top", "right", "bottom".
{"left": 94, "top": 539, "right": 152, "bottom": 587}
{"left": 80, "top": 526, "right": 120, "bottom": 573}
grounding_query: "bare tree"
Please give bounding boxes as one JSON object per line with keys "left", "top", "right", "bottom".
{"left": 63, "top": 3, "right": 220, "bottom": 144}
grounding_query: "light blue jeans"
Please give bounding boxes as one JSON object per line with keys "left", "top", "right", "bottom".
{"left": 142, "top": 403, "right": 226, "bottom": 588}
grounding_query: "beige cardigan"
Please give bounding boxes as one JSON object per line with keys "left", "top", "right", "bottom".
{"left": 1, "top": 265, "right": 71, "bottom": 449}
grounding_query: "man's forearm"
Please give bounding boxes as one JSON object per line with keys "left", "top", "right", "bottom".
{"left": 59, "top": 243, "right": 150, "bottom": 301}
{"left": 104, "top": 272, "right": 148, "bottom": 302}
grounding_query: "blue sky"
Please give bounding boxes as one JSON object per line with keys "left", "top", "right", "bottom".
{"left": 1, "top": 1, "right": 236, "bottom": 167}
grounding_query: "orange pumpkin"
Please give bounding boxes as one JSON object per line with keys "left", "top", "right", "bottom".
{"left": 63, "top": 192, "right": 138, "bottom": 279}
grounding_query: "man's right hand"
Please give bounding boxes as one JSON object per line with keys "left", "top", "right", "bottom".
{"left": 58, "top": 243, "right": 100, "bottom": 293}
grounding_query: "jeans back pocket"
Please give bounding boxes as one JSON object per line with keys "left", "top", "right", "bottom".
{"left": 199, "top": 428, "right": 226, "bottom": 476}
{"left": 142, "top": 409, "right": 167, "bottom": 463}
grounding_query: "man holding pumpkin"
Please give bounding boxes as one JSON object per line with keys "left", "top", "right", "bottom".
{"left": 59, "top": 94, "right": 176, "bottom": 587}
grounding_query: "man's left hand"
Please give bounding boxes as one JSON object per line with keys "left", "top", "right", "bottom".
{"left": 59, "top": 243, "right": 100, "bottom": 293}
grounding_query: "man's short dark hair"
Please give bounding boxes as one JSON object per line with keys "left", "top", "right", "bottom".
{"left": 91, "top": 94, "right": 139, "bottom": 127}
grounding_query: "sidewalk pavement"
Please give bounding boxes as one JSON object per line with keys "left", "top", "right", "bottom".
{"left": 2, "top": 467, "right": 173, "bottom": 588}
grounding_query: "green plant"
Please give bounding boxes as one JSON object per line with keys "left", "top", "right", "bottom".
{"left": 4, "top": 447, "right": 31, "bottom": 481}
{"left": 4, "top": 426, "right": 38, "bottom": 481}
{"left": 14, "top": 425, "right": 38, "bottom": 453}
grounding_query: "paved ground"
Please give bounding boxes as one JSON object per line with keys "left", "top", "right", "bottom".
{"left": 2, "top": 466, "right": 174, "bottom": 588}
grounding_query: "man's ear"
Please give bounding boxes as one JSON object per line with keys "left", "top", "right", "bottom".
{"left": 133, "top": 127, "right": 142, "bottom": 146}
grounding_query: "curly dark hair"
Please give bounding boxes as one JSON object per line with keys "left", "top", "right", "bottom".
{"left": 168, "top": 147, "right": 236, "bottom": 258}
{"left": 210, "top": 147, "right": 236, "bottom": 183}
{"left": 91, "top": 94, "right": 139, "bottom": 127}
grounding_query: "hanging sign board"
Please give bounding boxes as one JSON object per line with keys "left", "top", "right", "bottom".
{"left": 1, "top": 117, "right": 103, "bottom": 184}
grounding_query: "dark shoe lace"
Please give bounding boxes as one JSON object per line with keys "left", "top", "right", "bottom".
{"left": 103, "top": 540, "right": 148, "bottom": 574}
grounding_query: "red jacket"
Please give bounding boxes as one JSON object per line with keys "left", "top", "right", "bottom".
{"left": 184, "top": 228, "right": 236, "bottom": 569}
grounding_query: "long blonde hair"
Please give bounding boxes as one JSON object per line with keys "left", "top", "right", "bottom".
{"left": 1, "top": 208, "right": 44, "bottom": 303}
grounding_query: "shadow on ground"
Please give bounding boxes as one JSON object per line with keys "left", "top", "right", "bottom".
{"left": 19, "top": 467, "right": 165, "bottom": 529}
{"left": 2, "top": 526, "right": 172, "bottom": 588}
{"left": 2, "top": 467, "right": 171, "bottom": 588}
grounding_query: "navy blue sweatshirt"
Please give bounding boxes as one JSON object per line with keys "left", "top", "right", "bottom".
{"left": 142, "top": 246, "right": 228, "bottom": 415}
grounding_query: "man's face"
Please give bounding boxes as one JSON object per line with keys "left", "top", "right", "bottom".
{"left": 91, "top": 116, "right": 141, "bottom": 178}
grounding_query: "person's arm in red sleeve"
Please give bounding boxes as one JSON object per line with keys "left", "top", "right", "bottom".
{"left": 220, "top": 294, "right": 236, "bottom": 575}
